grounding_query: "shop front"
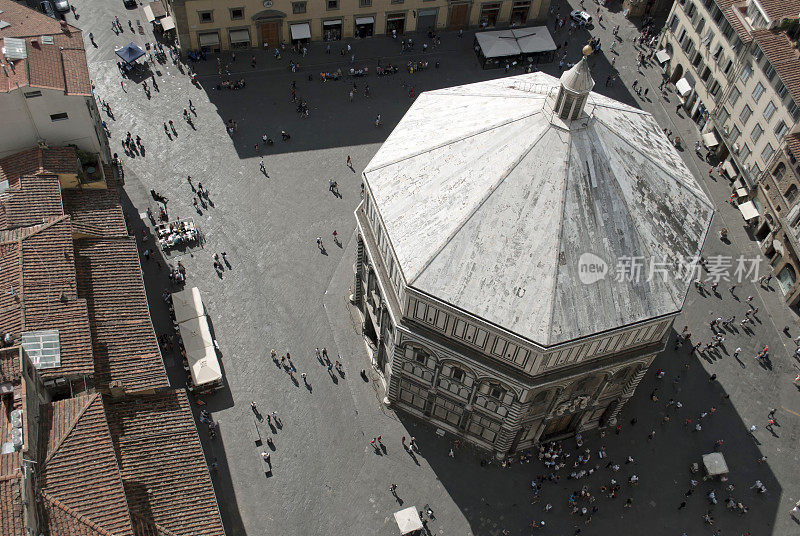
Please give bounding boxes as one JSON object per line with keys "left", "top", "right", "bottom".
{"left": 509, "top": 0, "right": 531, "bottom": 26}
{"left": 355, "top": 15, "right": 375, "bottom": 38}
{"left": 228, "top": 28, "right": 251, "bottom": 49}
{"left": 479, "top": 3, "right": 502, "bottom": 29}
{"left": 323, "top": 19, "right": 342, "bottom": 41}
{"left": 252, "top": 9, "right": 286, "bottom": 48}
{"left": 386, "top": 12, "right": 406, "bottom": 36}
{"left": 416, "top": 8, "right": 438, "bottom": 34}
{"left": 198, "top": 31, "right": 221, "bottom": 53}
{"left": 448, "top": 3, "right": 470, "bottom": 30}
{"left": 290, "top": 22, "right": 311, "bottom": 45}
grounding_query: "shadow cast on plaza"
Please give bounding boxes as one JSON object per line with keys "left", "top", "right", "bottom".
{"left": 117, "top": 187, "right": 246, "bottom": 535}
{"left": 188, "top": 21, "right": 666, "bottom": 160}
{"left": 393, "top": 329, "right": 781, "bottom": 535}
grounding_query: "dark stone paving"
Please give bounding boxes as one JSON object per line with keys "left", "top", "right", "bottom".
{"left": 65, "top": 0, "right": 800, "bottom": 534}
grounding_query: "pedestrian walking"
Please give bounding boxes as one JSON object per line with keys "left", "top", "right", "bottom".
{"left": 259, "top": 159, "right": 267, "bottom": 176}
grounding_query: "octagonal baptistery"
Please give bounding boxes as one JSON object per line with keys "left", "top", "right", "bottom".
{"left": 353, "top": 59, "right": 714, "bottom": 456}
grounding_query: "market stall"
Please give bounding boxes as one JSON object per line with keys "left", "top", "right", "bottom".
{"left": 473, "top": 27, "right": 556, "bottom": 69}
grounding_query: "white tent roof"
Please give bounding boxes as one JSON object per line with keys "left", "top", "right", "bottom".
{"left": 186, "top": 343, "right": 222, "bottom": 386}
{"left": 513, "top": 27, "right": 557, "bottom": 54}
{"left": 394, "top": 507, "right": 423, "bottom": 534}
{"left": 476, "top": 28, "right": 556, "bottom": 59}
{"left": 179, "top": 315, "right": 213, "bottom": 354}
{"left": 475, "top": 30, "right": 522, "bottom": 58}
{"left": 172, "top": 287, "right": 204, "bottom": 324}
{"left": 676, "top": 77, "right": 692, "bottom": 97}
{"left": 363, "top": 72, "right": 714, "bottom": 346}
{"left": 738, "top": 200, "right": 759, "bottom": 221}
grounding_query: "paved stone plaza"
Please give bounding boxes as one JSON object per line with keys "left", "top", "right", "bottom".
{"left": 68, "top": 0, "right": 800, "bottom": 534}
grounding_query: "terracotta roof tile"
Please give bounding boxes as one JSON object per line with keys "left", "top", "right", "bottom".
{"left": 756, "top": 0, "right": 800, "bottom": 22}
{"left": 0, "top": 147, "right": 78, "bottom": 186}
{"left": 0, "top": 0, "right": 90, "bottom": 96}
{"left": 38, "top": 394, "right": 135, "bottom": 536}
{"left": 0, "top": 474, "right": 24, "bottom": 536}
{"left": 0, "top": 347, "right": 22, "bottom": 384}
{"left": 0, "top": 0, "right": 80, "bottom": 38}
{"left": 0, "top": 175, "right": 64, "bottom": 231}
{"left": 105, "top": 390, "right": 225, "bottom": 536}
{"left": 75, "top": 238, "right": 168, "bottom": 391}
{"left": 0, "top": 218, "right": 95, "bottom": 379}
{"left": 752, "top": 29, "right": 800, "bottom": 105}
{"left": 39, "top": 491, "right": 118, "bottom": 536}
{"left": 787, "top": 133, "right": 800, "bottom": 161}
{"left": 62, "top": 188, "right": 128, "bottom": 238}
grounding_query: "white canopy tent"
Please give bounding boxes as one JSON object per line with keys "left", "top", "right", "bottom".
{"left": 702, "top": 131, "right": 719, "bottom": 148}
{"left": 738, "top": 200, "right": 759, "bottom": 221}
{"left": 143, "top": 5, "right": 156, "bottom": 23}
{"left": 655, "top": 49, "right": 670, "bottom": 64}
{"left": 186, "top": 343, "right": 223, "bottom": 386}
{"left": 172, "top": 287, "right": 204, "bottom": 324}
{"left": 475, "top": 27, "right": 556, "bottom": 59}
{"left": 179, "top": 315, "right": 214, "bottom": 355}
{"left": 676, "top": 77, "right": 692, "bottom": 97}
{"left": 160, "top": 16, "right": 175, "bottom": 31}
{"left": 394, "top": 507, "right": 423, "bottom": 535}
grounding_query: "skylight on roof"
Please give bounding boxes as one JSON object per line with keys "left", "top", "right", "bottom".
{"left": 41, "top": 35, "right": 54, "bottom": 45}
{"left": 21, "top": 330, "right": 61, "bottom": 369}
{"left": 0, "top": 21, "right": 11, "bottom": 30}
{"left": 2, "top": 37, "right": 27, "bottom": 60}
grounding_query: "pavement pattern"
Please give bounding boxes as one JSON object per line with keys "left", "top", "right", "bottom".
{"left": 63, "top": 0, "right": 800, "bottom": 534}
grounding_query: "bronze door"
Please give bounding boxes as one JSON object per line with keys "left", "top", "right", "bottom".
{"left": 543, "top": 414, "right": 574, "bottom": 437}
{"left": 449, "top": 4, "right": 468, "bottom": 30}
{"left": 260, "top": 22, "right": 280, "bottom": 48}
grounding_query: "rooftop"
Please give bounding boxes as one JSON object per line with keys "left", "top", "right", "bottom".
{"left": 0, "top": 0, "right": 90, "bottom": 96}
{"left": 363, "top": 73, "right": 714, "bottom": 346}
{"left": 105, "top": 390, "right": 226, "bottom": 536}
{"left": 0, "top": 147, "right": 79, "bottom": 186}
{"left": 75, "top": 238, "right": 169, "bottom": 391}
{"left": 38, "top": 394, "right": 135, "bottom": 536}
{"left": 0, "top": 175, "right": 64, "bottom": 230}
{"left": 0, "top": 217, "right": 95, "bottom": 379}
{"left": 751, "top": 29, "right": 800, "bottom": 106}
{"left": 62, "top": 188, "right": 128, "bottom": 238}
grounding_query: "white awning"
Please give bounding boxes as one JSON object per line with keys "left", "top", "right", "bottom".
{"left": 676, "top": 77, "right": 692, "bottom": 97}
{"left": 171, "top": 287, "right": 204, "bottom": 324}
{"left": 356, "top": 16, "right": 375, "bottom": 25}
{"left": 735, "top": 187, "right": 748, "bottom": 198}
{"left": 179, "top": 315, "right": 214, "bottom": 354}
{"left": 198, "top": 32, "right": 220, "bottom": 47}
{"left": 655, "top": 49, "right": 670, "bottom": 64}
{"left": 323, "top": 19, "right": 341, "bottom": 26}
{"left": 702, "top": 131, "right": 719, "bottom": 148}
{"left": 229, "top": 28, "right": 250, "bottom": 44}
{"left": 290, "top": 23, "right": 311, "bottom": 40}
{"left": 722, "top": 160, "right": 737, "bottom": 178}
{"left": 738, "top": 200, "right": 760, "bottom": 221}
{"left": 143, "top": 4, "right": 156, "bottom": 23}
{"left": 186, "top": 343, "right": 222, "bottom": 386}
{"left": 394, "top": 507, "right": 423, "bottom": 534}
{"left": 160, "top": 15, "right": 175, "bottom": 31}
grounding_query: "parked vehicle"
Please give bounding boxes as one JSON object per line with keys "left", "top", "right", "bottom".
{"left": 53, "top": 0, "right": 70, "bottom": 13}
{"left": 39, "top": 1, "right": 57, "bottom": 19}
{"left": 123, "top": 0, "right": 137, "bottom": 8}
{"left": 570, "top": 10, "right": 593, "bottom": 24}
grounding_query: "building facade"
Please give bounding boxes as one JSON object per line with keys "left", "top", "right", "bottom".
{"left": 750, "top": 134, "right": 800, "bottom": 306}
{"left": 660, "top": 0, "right": 800, "bottom": 308}
{"left": 166, "top": 0, "right": 549, "bottom": 52}
{"left": 0, "top": 0, "right": 109, "bottom": 162}
{"left": 352, "top": 64, "right": 713, "bottom": 456}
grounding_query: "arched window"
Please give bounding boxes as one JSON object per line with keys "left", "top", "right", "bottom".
{"left": 772, "top": 162, "right": 786, "bottom": 181}
{"left": 784, "top": 184, "right": 798, "bottom": 203}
